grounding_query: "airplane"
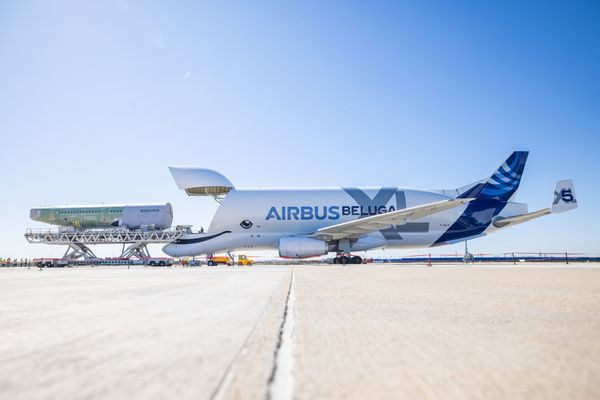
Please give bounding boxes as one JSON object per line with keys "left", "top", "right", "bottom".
{"left": 162, "top": 151, "right": 577, "bottom": 264}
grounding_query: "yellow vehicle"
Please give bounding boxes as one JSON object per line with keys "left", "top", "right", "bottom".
{"left": 237, "top": 255, "right": 253, "bottom": 266}
{"left": 207, "top": 256, "right": 232, "bottom": 266}
{"left": 206, "top": 255, "right": 253, "bottom": 266}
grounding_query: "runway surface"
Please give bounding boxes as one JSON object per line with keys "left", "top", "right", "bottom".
{"left": 1, "top": 264, "right": 599, "bottom": 400}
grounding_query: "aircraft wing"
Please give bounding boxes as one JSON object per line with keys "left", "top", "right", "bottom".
{"left": 312, "top": 198, "right": 473, "bottom": 241}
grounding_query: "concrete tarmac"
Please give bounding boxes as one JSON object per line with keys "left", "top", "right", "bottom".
{"left": 0, "top": 266, "right": 290, "bottom": 400}
{"left": 1, "top": 264, "right": 599, "bottom": 400}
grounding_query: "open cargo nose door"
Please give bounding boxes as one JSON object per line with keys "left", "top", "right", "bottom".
{"left": 168, "top": 167, "right": 234, "bottom": 203}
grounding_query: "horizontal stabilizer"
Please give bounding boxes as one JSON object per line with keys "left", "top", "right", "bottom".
{"left": 492, "top": 208, "right": 551, "bottom": 228}
{"left": 492, "top": 179, "right": 577, "bottom": 229}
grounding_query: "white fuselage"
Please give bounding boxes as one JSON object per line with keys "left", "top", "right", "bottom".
{"left": 162, "top": 187, "right": 526, "bottom": 257}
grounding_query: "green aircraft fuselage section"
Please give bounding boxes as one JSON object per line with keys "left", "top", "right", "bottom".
{"left": 31, "top": 206, "right": 125, "bottom": 228}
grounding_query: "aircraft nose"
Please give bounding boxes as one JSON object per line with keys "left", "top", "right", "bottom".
{"left": 162, "top": 243, "right": 180, "bottom": 257}
{"left": 30, "top": 209, "right": 40, "bottom": 221}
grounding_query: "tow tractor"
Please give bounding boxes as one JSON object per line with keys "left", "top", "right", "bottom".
{"left": 236, "top": 255, "right": 253, "bottom": 266}
{"left": 34, "top": 258, "right": 74, "bottom": 268}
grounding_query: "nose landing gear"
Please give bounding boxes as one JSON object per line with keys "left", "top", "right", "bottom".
{"left": 333, "top": 254, "right": 363, "bottom": 265}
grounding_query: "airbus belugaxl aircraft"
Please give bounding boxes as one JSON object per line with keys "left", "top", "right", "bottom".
{"left": 163, "top": 151, "right": 577, "bottom": 264}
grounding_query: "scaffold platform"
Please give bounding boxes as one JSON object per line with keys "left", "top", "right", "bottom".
{"left": 24, "top": 226, "right": 192, "bottom": 260}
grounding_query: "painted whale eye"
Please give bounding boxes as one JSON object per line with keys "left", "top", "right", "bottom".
{"left": 240, "top": 220, "right": 253, "bottom": 229}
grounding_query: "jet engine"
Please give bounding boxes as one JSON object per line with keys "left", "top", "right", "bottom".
{"left": 278, "top": 236, "right": 328, "bottom": 258}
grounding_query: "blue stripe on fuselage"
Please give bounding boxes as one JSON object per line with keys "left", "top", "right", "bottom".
{"left": 433, "top": 199, "right": 507, "bottom": 245}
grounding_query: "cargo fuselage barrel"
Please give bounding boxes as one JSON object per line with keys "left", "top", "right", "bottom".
{"left": 30, "top": 203, "right": 173, "bottom": 230}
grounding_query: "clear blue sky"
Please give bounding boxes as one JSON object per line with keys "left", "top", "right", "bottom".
{"left": 1, "top": 1, "right": 598, "bottom": 258}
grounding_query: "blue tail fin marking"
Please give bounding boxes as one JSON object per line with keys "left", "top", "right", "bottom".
{"left": 459, "top": 151, "right": 529, "bottom": 201}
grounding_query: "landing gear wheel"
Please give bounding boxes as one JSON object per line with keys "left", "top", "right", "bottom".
{"left": 351, "top": 256, "right": 362, "bottom": 264}
{"left": 340, "top": 256, "right": 350, "bottom": 265}
{"left": 333, "top": 257, "right": 339, "bottom": 265}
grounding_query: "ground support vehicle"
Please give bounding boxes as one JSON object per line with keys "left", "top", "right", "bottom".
{"left": 144, "top": 258, "right": 174, "bottom": 267}
{"left": 207, "top": 256, "right": 232, "bottom": 266}
{"left": 33, "top": 258, "right": 74, "bottom": 268}
{"left": 237, "top": 255, "right": 253, "bottom": 266}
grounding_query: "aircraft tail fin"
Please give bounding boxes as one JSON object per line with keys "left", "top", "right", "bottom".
{"left": 458, "top": 151, "right": 529, "bottom": 201}
{"left": 551, "top": 179, "right": 577, "bottom": 213}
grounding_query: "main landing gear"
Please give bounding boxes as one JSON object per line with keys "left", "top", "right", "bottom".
{"left": 333, "top": 254, "right": 363, "bottom": 265}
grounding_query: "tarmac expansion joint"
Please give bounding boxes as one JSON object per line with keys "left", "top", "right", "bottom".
{"left": 267, "top": 269, "right": 296, "bottom": 400}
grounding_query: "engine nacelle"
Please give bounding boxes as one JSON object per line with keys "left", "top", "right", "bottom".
{"left": 278, "top": 236, "right": 328, "bottom": 258}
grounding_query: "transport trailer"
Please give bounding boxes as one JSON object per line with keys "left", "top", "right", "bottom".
{"left": 89, "top": 258, "right": 174, "bottom": 266}
{"left": 33, "top": 257, "right": 173, "bottom": 267}
{"left": 92, "top": 258, "right": 136, "bottom": 266}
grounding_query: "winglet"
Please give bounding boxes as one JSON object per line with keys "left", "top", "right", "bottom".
{"left": 551, "top": 179, "right": 577, "bottom": 213}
